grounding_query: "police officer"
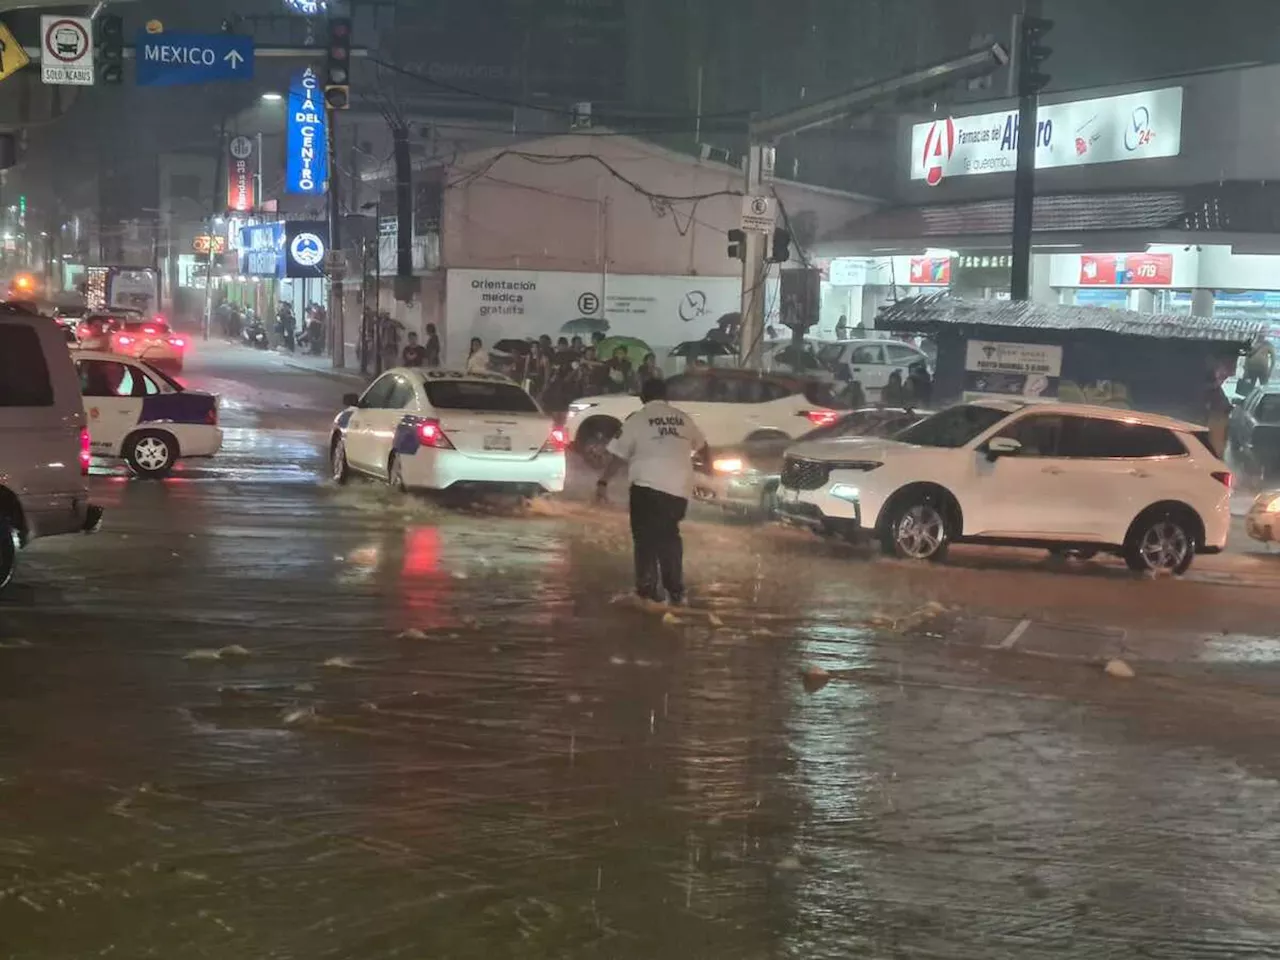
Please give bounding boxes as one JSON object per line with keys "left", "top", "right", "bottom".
{"left": 597, "top": 377, "right": 708, "bottom": 604}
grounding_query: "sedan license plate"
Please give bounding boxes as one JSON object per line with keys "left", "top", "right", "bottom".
{"left": 483, "top": 434, "right": 512, "bottom": 451}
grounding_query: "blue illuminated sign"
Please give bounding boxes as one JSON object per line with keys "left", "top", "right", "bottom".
{"left": 239, "top": 222, "right": 285, "bottom": 277}
{"left": 286, "top": 68, "right": 328, "bottom": 196}
{"left": 283, "top": 0, "right": 327, "bottom": 14}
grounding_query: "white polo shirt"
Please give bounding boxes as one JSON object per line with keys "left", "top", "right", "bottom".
{"left": 606, "top": 400, "right": 708, "bottom": 500}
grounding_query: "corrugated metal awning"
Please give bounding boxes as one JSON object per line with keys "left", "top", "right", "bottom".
{"left": 877, "top": 294, "right": 1263, "bottom": 346}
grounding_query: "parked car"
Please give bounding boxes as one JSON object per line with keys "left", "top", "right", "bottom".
{"left": 565, "top": 367, "right": 841, "bottom": 466}
{"left": 330, "top": 368, "right": 567, "bottom": 496}
{"left": 693, "top": 406, "right": 932, "bottom": 517}
{"left": 777, "top": 398, "right": 1231, "bottom": 575}
{"left": 72, "top": 351, "right": 221, "bottom": 478}
{"left": 1245, "top": 489, "right": 1280, "bottom": 545}
{"left": 0, "top": 305, "right": 103, "bottom": 592}
{"left": 816, "top": 338, "right": 932, "bottom": 396}
{"left": 1228, "top": 383, "right": 1280, "bottom": 482}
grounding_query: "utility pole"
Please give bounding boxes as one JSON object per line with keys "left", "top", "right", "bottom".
{"left": 737, "top": 43, "right": 1011, "bottom": 368}
{"left": 1010, "top": 5, "right": 1053, "bottom": 301}
{"left": 737, "top": 144, "right": 772, "bottom": 370}
{"left": 327, "top": 108, "right": 345, "bottom": 368}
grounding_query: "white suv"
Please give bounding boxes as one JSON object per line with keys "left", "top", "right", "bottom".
{"left": 777, "top": 399, "right": 1231, "bottom": 574}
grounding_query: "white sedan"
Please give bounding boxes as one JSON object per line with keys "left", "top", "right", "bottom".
{"left": 330, "top": 368, "right": 566, "bottom": 495}
{"left": 565, "top": 367, "right": 839, "bottom": 464}
{"left": 73, "top": 350, "right": 222, "bottom": 478}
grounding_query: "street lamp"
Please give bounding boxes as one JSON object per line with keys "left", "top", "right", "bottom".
{"left": 260, "top": 92, "right": 284, "bottom": 102}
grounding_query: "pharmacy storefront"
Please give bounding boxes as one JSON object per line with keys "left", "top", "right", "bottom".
{"left": 818, "top": 60, "right": 1280, "bottom": 332}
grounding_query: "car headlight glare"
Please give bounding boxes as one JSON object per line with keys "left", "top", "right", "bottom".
{"left": 830, "top": 483, "right": 861, "bottom": 502}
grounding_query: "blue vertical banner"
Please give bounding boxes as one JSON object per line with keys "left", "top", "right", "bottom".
{"left": 286, "top": 67, "right": 328, "bottom": 195}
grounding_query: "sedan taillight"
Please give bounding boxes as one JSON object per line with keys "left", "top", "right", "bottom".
{"left": 540, "top": 426, "right": 568, "bottom": 453}
{"left": 418, "top": 419, "right": 455, "bottom": 450}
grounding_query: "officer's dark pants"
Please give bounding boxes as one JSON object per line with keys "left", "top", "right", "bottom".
{"left": 629, "top": 483, "right": 688, "bottom": 602}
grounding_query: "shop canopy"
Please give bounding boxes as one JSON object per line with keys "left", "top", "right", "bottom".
{"left": 877, "top": 294, "right": 1263, "bottom": 347}
{"left": 821, "top": 181, "right": 1280, "bottom": 255}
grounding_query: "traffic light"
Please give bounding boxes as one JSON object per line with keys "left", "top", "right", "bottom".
{"left": 727, "top": 228, "right": 745, "bottom": 261}
{"left": 1018, "top": 16, "right": 1054, "bottom": 96}
{"left": 768, "top": 228, "right": 791, "bottom": 263}
{"left": 98, "top": 13, "right": 124, "bottom": 85}
{"left": 324, "top": 17, "right": 352, "bottom": 109}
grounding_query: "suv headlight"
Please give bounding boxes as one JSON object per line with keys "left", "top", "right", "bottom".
{"left": 567, "top": 401, "right": 596, "bottom": 417}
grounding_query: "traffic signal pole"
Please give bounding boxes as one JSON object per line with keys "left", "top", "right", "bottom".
{"left": 327, "top": 108, "right": 345, "bottom": 369}
{"left": 737, "top": 43, "right": 1011, "bottom": 368}
{"left": 1010, "top": 6, "right": 1053, "bottom": 301}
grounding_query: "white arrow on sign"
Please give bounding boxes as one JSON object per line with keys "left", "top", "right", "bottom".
{"left": 224, "top": 49, "right": 244, "bottom": 69}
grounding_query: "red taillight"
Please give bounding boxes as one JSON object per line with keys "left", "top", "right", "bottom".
{"left": 171, "top": 337, "right": 186, "bottom": 348}
{"left": 418, "top": 418, "right": 454, "bottom": 449}
{"left": 79, "top": 426, "right": 91, "bottom": 474}
{"left": 541, "top": 426, "right": 568, "bottom": 453}
{"left": 205, "top": 406, "right": 218, "bottom": 426}
{"left": 803, "top": 409, "right": 839, "bottom": 427}
{"left": 1212, "top": 470, "right": 1233, "bottom": 489}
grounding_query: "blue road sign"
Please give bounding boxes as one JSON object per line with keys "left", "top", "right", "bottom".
{"left": 135, "top": 31, "right": 254, "bottom": 87}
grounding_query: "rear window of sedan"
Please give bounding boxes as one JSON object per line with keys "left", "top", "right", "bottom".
{"left": 122, "top": 319, "right": 170, "bottom": 334}
{"left": 426, "top": 380, "right": 539, "bottom": 413}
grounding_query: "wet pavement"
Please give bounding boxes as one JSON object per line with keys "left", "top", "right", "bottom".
{"left": 5, "top": 341, "right": 1280, "bottom": 957}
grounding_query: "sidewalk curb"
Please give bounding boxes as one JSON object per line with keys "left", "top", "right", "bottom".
{"left": 281, "top": 360, "right": 369, "bottom": 385}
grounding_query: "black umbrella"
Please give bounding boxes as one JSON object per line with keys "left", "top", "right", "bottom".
{"left": 492, "top": 338, "right": 533, "bottom": 356}
{"left": 669, "top": 338, "right": 736, "bottom": 358}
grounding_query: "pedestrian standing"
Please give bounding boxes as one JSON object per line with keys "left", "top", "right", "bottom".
{"left": 466, "top": 337, "right": 490, "bottom": 374}
{"left": 401, "top": 331, "right": 428, "bottom": 367}
{"left": 596, "top": 378, "right": 709, "bottom": 605}
{"left": 423, "top": 323, "right": 441, "bottom": 368}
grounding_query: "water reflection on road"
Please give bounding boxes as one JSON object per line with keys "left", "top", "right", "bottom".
{"left": 3, "top": 349, "right": 1280, "bottom": 956}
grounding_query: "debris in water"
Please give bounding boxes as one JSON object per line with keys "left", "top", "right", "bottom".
{"left": 396, "top": 628, "right": 429, "bottom": 641}
{"left": 800, "top": 667, "right": 831, "bottom": 693}
{"left": 292, "top": 682, "right": 316, "bottom": 693}
{"left": 217, "top": 645, "right": 251, "bottom": 659}
{"left": 281, "top": 706, "right": 317, "bottom": 726}
{"left": 1104, "top": 658, "right": 1136, "bottom": 680}
{"left": 183, "top": 649, "right": 223, "bottom": 662}
{"left": 776, "top": 855, "right": 803, "bottom": 871}
{"left": 662, "top": 612, "right": 681, "bottom": 626}
{"left": 0, "top": 638, "right": 34, "bottom": 649}
{"left": 322, "top": 656, "right": 357, "bottom": 670}
{"left": 708, "top": 613, "right": 725, "bottom": 628}
{"left": 452, "top": 571, "right": 469, "bottom": 580}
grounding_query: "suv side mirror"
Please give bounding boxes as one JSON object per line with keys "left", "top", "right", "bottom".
{"left": 343, "top": 392, "right": 361, "bottom": 408}
{"left": 986, "top": 436, "right": 1022, "bottom": 460}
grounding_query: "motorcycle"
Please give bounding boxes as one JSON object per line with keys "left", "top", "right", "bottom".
{"left": 241, "top": 310, "right": 269, "bottom": 350}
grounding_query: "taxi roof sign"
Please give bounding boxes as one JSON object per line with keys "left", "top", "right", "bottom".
{"left": 0, "top": 19, "right": 30, "bottom": 83}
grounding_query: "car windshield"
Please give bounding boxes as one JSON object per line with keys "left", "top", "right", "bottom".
{"left": 426, "top": 380, "right": 539, "bottom": 413}
{"left": 894, "top": 404, "right": 1011, "bottom": 448}
{"left": 1255, "top": 394, "right": 1280, "bottom": 424}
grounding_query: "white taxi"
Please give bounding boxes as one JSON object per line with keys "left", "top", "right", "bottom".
{"left": 73, "top": 350, "right": 222, "bottom": 478}
{"left": 330, "top": 368, "right": 566, "bottom": 495}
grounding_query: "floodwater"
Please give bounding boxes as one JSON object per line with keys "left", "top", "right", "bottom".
{"left": 4, "top": 344, "right": 1280, "bottom": 958}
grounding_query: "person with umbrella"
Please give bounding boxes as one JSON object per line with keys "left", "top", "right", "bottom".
{"left": 596, "top": 377, "right": 709, "bottom": 605}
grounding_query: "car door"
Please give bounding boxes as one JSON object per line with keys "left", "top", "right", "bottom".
{"left": 664, "top": 373, "right": 720, "bottom": 440}
{"left": 1054, "top": 416, "right": 1191, "bottom": 542}
{"left": 847, "top": 343, "right": 890, "bottom": 394}
{"left": 966, "top": 412, "right": 1078, "bottom": 538}
{"left": 77, "top": 358, "right": 151, "bottom": 457}
{"left": 345, "top": 374, "right": 397, "bottom": 471}
{"left": 367, "top": 376, "right": 420, "bottom": 477}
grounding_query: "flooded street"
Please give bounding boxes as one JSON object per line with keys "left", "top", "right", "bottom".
{"left": 5, "top": 344, "right": 1280, "bottom": 958}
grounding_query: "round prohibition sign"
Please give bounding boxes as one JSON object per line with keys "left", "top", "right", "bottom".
{"left": 45, "top": 19, "right": 89, "bottom": 63}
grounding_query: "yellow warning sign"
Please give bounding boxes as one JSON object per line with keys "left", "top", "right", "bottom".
{"left": 0, "top": 21, "right": 30, "bottom": 83}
